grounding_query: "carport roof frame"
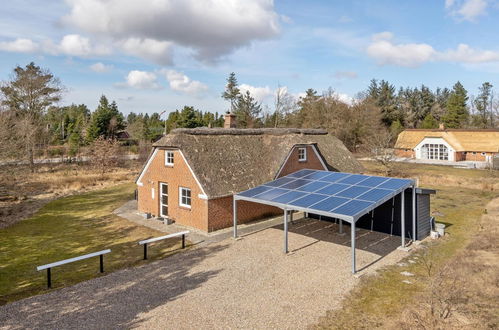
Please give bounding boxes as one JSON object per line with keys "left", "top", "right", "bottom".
{"left": 234, "top": 169, "right": 415, "bottom": 223}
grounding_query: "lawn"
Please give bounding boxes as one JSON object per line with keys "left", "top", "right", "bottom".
{"left": 315, "top": 162, "right": 499, "bottom": 329}
{"left": 0, "top": 183, "right": 183, "bottom": 305}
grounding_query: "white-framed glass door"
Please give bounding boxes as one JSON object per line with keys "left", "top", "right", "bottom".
{"left": 159, "top": 182, "right": 168, "bottom": 217}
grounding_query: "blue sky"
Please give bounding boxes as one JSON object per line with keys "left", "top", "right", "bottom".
{"left": 1, "top": 0, "right": 498, "bottom": 116}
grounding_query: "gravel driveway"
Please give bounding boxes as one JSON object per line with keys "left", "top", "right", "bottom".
{"left": 0, "top": 218, "right": 405, "bottom": 329}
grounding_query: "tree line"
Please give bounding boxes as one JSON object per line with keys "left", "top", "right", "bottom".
{"left": 1, "top": 63, "right": 497, "bottom": 171}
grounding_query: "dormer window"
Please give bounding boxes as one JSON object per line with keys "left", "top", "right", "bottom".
{"left": 165, "top": 151, "right": 174, "bottom": 166}
{"left": 298, "top": 147, "right": 307, "bottom": 162}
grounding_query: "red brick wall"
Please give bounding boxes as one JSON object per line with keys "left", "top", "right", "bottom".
{"left": 278, "top": 145, "right": 326, "bottom": 177}
{"left": 463, "top": 152, "right": 490, "bottom": 161}
{"left": 207, "top": 196, "right": 281, "bottom": 232}
{"left": 137, "top": 148, "right": 209, "bottom": 231}
{"left": 394, "top": 149, "right": 414, "bottom": 158}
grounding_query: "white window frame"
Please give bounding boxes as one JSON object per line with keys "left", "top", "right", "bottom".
{"left": 159, "top": 183, "right": 168, "bottom": 217}
{"left": 179, "top": 187, "right": 192, "bottom": 209}
{"left": 298, "top": 147, "right": 307, "bottom": 162}
{"left": 165, "top": 151, "right": 174, "bottom": 166}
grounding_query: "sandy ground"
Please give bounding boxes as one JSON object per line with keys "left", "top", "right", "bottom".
{"left": 0, "top": 218, "right": 407, "bottom": 330}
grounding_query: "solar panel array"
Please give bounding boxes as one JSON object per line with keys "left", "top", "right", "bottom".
{"left": 236, "top": 169, "right": 413, "bottom": 221}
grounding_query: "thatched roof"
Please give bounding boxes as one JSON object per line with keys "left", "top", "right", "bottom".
{"left": 152, "top": 128, "right": 363, "bottom": 198}
{"left": 395, "top": 129, "right": 499, "bottom": 152}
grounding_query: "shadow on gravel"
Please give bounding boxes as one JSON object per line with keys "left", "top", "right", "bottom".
{"left": 0, "top": 243, "right": 227, "bottom": 330}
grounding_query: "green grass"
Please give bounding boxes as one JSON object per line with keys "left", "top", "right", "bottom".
{"left": 0, "top": 183, "right": 183, "bottom": 305}
{"left": 315, "top": 168, "right": 498, "bottom": 328}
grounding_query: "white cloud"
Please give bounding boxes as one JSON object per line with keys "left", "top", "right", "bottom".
{"left": 445, "top": 0, "right": 488, "bottom": 22}
{"left": 161, "top": 69, "right": 208, "bottom": 94}
{"left": 120, "top": 38, "right": 173, "bottom": 65}
{"left": 367, "top": 32, "right": 499, "bottom": 67}
{"left": 119, "top": 70, "right": 161, "bottom": 89}
{"left": 334, "top": 92, "right": 354, "bottom": 105}
{"left": 89, "top": 62, "right": 113, "bottom": 73}
{"left": 239, "top": 84, "right": 274, "bottom": 102}
{"left": 0, "top": 38, "right": 39, "bottom": 53}
{"left": 63, "top": 0, "right": 280, "bottom": 61}
{"left": 367, "top": 32, "right": 435, "bottom": 67}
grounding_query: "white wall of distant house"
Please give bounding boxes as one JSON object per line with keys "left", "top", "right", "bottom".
{"left": 415, "top": 137, "right": 455, "bottom": 162}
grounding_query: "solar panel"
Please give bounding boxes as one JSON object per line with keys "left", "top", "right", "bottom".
{"left": 309, "top": 196, "right": 350, "bottom": 212}
{"left": 337, "top": 174, "right": 367, "bottom": 185}
{"left": 289, "top": 193, "right": 329, "bottom": 208}
{"left": 287, "top": 169, "right": 315, "bottom": 178}
{"left": 377, "top": 178, "right": 412, "bottom": 190}
{"left": 331, "top": 200, "right": 375, "bottom": 217}
{"left": 316, "top": 183, "right": 350, "bottom": 195}
{"left": 238, "top": 185, "right": 274, "bottom": 198}
{"left": 264, "top": 176, "right": 295, "bottom": 187}
{"left": 236, "top": 169, "right": 413, "bottom": 222}
{"left": 357, "top": 176, "right": 388, "bottom": 187}
{"left": 281, "top": 179, "right": 313, "bottom": 190}
{"left": 296, "top": 181, "right": 330, "bottom": 192}
{"left": 272, "top": 190, "right": 308, "bottom": 203}
{"left": 253, "top": 188, "right": 290, "bottom": 200}
{"left": 335, "top": 186, "right": 371, "bottom": 199}
{"left": 320, "top": 172, "right": 350, "bottom": 183}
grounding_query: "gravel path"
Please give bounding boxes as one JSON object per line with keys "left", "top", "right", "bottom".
{"left": 0, "top": 219, "right": 406, "bottom": 329}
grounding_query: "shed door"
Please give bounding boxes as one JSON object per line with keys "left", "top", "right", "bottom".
{"left": 159, "top": 183, "right": 168, "bottom": 217}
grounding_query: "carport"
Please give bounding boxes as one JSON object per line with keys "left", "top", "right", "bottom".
{"left": 233, "top": 169, "right": 416, "bottom": 274}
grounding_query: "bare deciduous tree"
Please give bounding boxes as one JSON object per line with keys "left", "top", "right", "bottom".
{"left": 89, "top": 137, "right": 121, "bottom": 177}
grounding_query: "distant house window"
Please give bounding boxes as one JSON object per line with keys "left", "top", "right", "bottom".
{"left": 421, "top": 143, "right": 448, "bottom": 161}
{"left": 481, "top": 152, "right": 486, "bottom": 156}
{"left": 298, "top": 147, "right": 307, "bottom": 162}
{"left": 179, "top": 187, "right": 191, "bottom": 208}
{"left": 472, "top": 152, "right": 476, "bottom": 155}
{"left": 165, "top": 151, "right": 174, "bottom": 166}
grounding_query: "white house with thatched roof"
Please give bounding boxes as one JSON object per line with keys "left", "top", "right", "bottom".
{"left": 136, "top": 114, "right": 363, "bottom": 232}
{"left": 394, "top": 127, "right": 499, "bottom": 163}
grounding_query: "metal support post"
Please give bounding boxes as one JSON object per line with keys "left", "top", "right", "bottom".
{"left": 284, "top": 209, "right": 288, "bottom": 253}
{"left": 412, "top": 185, "right": 416, "bottom": 241}
{"left": 182, "top": 234, "right": 185, "bottom": 249}
{"left": 99, "top": 254, "right": 104, "bottom": 273}
{"left": 143, "top": 244, "right": 148, "bottom": 260}
{"left": 351, "top": 221, "right": 356, "bottom": 274}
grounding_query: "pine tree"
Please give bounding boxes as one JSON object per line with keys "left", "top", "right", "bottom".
{"left": 474, "top": 82, "right": 493, "bottom": 128}
{"left": 420, "top": 113, "right": 439, "bottom": 129}
{"left": 234, "top": 90, "right": 262, "bottom": 128}
{"left": 87, "top": 95, "right": 125, "bottom": 141}
{"left": 443, "top": 82, "right": 468, "bottom": 128}
{"left": 221, "top": 72, "right": 240, "bottom": 113}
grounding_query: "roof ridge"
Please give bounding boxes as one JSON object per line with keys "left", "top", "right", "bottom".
{"left": 170, "top": 127, "right": 328, "bottom": 136}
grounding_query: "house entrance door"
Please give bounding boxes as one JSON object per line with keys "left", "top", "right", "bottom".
{"left": 159, "top": 183, "right": 168, "bottom": 217}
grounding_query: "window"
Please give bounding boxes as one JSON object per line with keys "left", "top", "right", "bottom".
{"left": 160, "top": 183, "right": 168, "bottom": 217}
{"left": 421, "top": 143, "right": 448, "bottom": 161}
{"left": 165, "top": 151, "right": 174, "bottom": 166}
{"left": 179, "top": 187, "right": 191, "bottom": 208}
{"left": 481, "top": 152, "right": 486, "bottom": 156}
{"left": 298, "top": 147, "right": 307, "bottom": 162}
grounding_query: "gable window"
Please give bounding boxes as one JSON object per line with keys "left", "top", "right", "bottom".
{"left": 165, "top": 151, "right": 174, "bottom": 166}
{"left": 298, "top": 147, "right": 307, "bottom": 162}
{"left": 179, "top": 187, "right": 191, "bottom": 208}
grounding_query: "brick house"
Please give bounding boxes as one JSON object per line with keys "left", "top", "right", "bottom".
{"left": 394, "top": 127, "right": 499, "bottom": 163}
{"left": 136, "top": 115, "right": 363, "bottom": 232}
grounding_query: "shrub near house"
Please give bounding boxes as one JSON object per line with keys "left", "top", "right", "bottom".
{"left": 136, "top": 114, "right": 363, "bottom": 232}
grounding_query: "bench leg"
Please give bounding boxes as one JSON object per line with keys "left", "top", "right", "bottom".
{"left": 182, "top": 234, "right": 185, "bottom": 249}
{"left": 47, "top": 268, "right": 52, "bottom": 289}
{"left": 100, "top": 255, "right": 104, "bottom": 273}
{"left": 143, "top": 244, "right": 148, "bottom": 260}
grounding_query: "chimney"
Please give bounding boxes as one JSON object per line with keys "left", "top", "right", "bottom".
{"left": 439, "top": 123, "right": 445, "bottom": 130}
{"left": 224, "top": 112, "right": 236, "bottom": 128}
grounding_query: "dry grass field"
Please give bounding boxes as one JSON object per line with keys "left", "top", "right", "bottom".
{"left": 0, "top": 161, "right": 141, "bottom": 228}
{"left": 315, "top": 161, "right": 499, "bottom": 329}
